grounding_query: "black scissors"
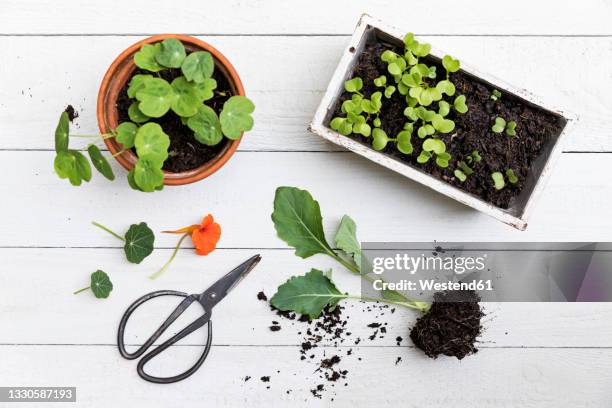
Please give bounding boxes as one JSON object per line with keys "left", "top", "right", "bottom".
{"left": 117, "top": 254, "right": 261, "bottom": 384}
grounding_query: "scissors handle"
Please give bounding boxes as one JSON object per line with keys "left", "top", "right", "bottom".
{"left": 117, "top": 290, "right": 213, "bottom": 384}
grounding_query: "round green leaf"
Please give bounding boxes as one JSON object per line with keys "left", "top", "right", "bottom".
{"left": 372, "top": 128, "right": 389, "bottom": 151}
{"left": 135, "top": 77, "right": 174, "bottom": 118}
{"left": 90, "top": 270, "right": 113, "bottom": 299}
{"left": 127, "top": 74, "right": 154, "bottom": 98}
{"left": 330, "top": 117, "right": 345, "bottom": 131}
{"left": 454, "top": 169, "right": 467, "bottom": 182}
{"left": 134, "top": 43, "right": 164, "bottom": 72}
{"left": 492, "top": 172, "right": 505, "bottom": 190}
{"left": 55, "top": 111, "right": 70, "bottom": 152}
{"left": 87, "top": 144, "right": 115, "bottom": 181}
{"left": 417, "top": 150, "right": 432, "bottom": 164}
{"left": 396, "top": 130, "right": 413, "bottom": 154}
{"left": 506, "top": 169, "right": 519, "bottom": 184}
{"left": 438, "top": 101, "right": 451, "bottom": 117}
{"left": 423, "top": 138, "right": 446, "bottom": 155}
{"left": 344, "top": 77, "right": 363, "bottom": 93}
{"left": 220, "top": 96, "right": 255, "bottom": 140}
{"left": 432, "top": 114, "right": 455, "bottom": 134}
{"left": 73, "top": 150, "right": 92, "bottom": 183}
{"left": 193, "top": 78, "right": 217, "bottom": 101}
{"left": 124, "top": 222, "right": 155, "bottom": 263}
{"left": 442, "top": 55, "right": 461, "bottom": 73}
{"left": 134, "top": 123, "right": 170, "bottom": 164}
{"left": 133, "top": 158, "right": 164, "bottom": 193}
{"left": 492, "top": 117, "right": 506, "bottom": 133}
{"left": 54, "top": 151, "right": 80, "bottom": 185}
{"left": 181, "top": 51, "right": 214, "bottom": 83}
{"left": 128, "top": 102, "right": 150, "bottom": 123}
{"left": 127, "top": 169, "right": 140, "bottom": 191}
{"left": 115, "top": 122, "right": 139, "bottom": 149}
{"left": 436, "top": 80, "right": 456, "bottom": 96}
{"left": 188, "top": 105, "right": 223, "bottom": 146}
{"left": 170, "top": 77, "right": 200, "bottom": 117}
{"left": 155, "top": 38, "right": 186, "bottom": 68}
{"left": 454, "top": 95, "right": 468, "bottom": 114}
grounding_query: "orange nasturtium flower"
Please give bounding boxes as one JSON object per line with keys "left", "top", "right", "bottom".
{"left": 149, "top": 214, "right": 221, "bottom": 280}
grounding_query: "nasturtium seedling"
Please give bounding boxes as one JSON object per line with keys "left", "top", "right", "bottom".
{"left": 115, "top": 121, "right": 139, "bottom": 149}
{"left": 53, "top": 39, "right": 255, "bottom": 194}
{"left": 155, "top": 38, "right": 186, "bottom": 68}
{"left": 492, "top": 117, "right": 507, "bottom": 133}
{"left": 188, "top": 105, "right": 223, "bottom": 145}
{"left": 220, "top": 96, "right": 255, "bottom": 140}
{"left": 134, "top": 43, "right": 164, "bottom": 72}
{"left": 128, "top": 102, "right": 150, "bottom": 123}
{"left": 506, "top": 121, "right": 517, "bottom": 136}
{"left": 492, "top": 172, "right": 505, "bottom": 190}
{"left": 181, "top": 51, "right": 214, "bottom": 83}
{"left": 74, "top": 270, "right": 113, "bottom": 299}
{"left": 506, "top": 169, "right": 518, "bottom": 184}
{"left": 136, "top": 77, "right": 175, "bottom": 118}
{"left": 344, "top": 77, "right": 363, "bottom": 93}
{"left": 135, "top": 123, "right": 170, "bottom": 164}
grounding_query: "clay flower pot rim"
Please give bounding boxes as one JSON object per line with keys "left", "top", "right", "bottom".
{"left": 96, "top": 34, "right": 245, "bottom": 186}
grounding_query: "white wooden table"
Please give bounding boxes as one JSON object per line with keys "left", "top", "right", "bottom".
{"left": 1, "top": 1, "right": 612, "bottom": 406}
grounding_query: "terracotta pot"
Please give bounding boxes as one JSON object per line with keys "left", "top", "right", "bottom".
{"left": 97, "top": 34, "right": 245, "bottom": 186}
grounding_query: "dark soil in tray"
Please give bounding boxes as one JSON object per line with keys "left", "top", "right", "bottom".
{"left": 410, "top": 290, "right": 483, "bottom": 359}
{"left": 329, "top": 40, "right": 566, "bottom": 209}
{"left": 117, "top": 67, "right": 232, "bottom": 173}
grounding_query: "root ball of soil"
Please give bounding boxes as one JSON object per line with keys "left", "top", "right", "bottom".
{"left": 410, "top": 290, "right": 483, "bottom": 360}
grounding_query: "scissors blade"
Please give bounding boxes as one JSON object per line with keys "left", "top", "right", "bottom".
{"left": 198, "top": 254, "right": 261, "bottom": 309}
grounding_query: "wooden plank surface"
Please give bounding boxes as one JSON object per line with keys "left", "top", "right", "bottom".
{"left": 2, "top": 0, "right": 612, "bottom": 406}
{"left": 1, "top": 151, "right": 612, "bottom": 247}
{"left": 2, "top": 0, "right": 612, "bottom": 35}
{"left": 2, "top": 248, "right": 612, "bottom": 347}
{"left": 0, "top": 345, "right": 610, "bottom": 407}
{"left": 1, "top": 36, "right": 611, "bottom": 152}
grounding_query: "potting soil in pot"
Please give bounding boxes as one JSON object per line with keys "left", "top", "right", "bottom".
{"left": 329, "top": 39, "right": 566, "bottom": 209}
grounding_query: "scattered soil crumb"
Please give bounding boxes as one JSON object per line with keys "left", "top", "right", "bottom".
{"left": 243, "top": 376, "right": 251, "bottom": 382}
{"left": 257, "top": 291, "right": 268, "bottom": 301}
{"left": 395, "top": 357, "right": 402, "bottom": 365}
{"left": 64, "top": 105, "right": 78, "bottom": 122}
{"left": 260, "top": 376, "right": 270, "bottom": 382}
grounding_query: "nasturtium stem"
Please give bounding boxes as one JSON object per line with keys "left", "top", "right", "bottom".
{"left": 113, "top": 149, "right": 128, "bottom": 158}
{"left": 91, "top": 221, "right": 125, "bottom": 242}
{"left": 71, "top": 133, "right": 114, "bottom": 139}
{"left": 149, "top": 233, "right": 190, "bottom": 280}
{"left": 73, "top": 286, "right": 90, "bottom": 295}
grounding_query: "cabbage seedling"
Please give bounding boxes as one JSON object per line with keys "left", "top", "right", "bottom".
{"left": 492, "top": 172, "right": 505, "bottom": 190}
{"left": 506, "top": 169, "right": 519, "bottom": 184}
{"left": 418, "top": 138, "right": 451, "bottom": 168}
{"left": 491, "top": 89, "right": 502, "bottom": 101}
{"left": 492, "top": 116, "right": 517, "bottom": 136}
